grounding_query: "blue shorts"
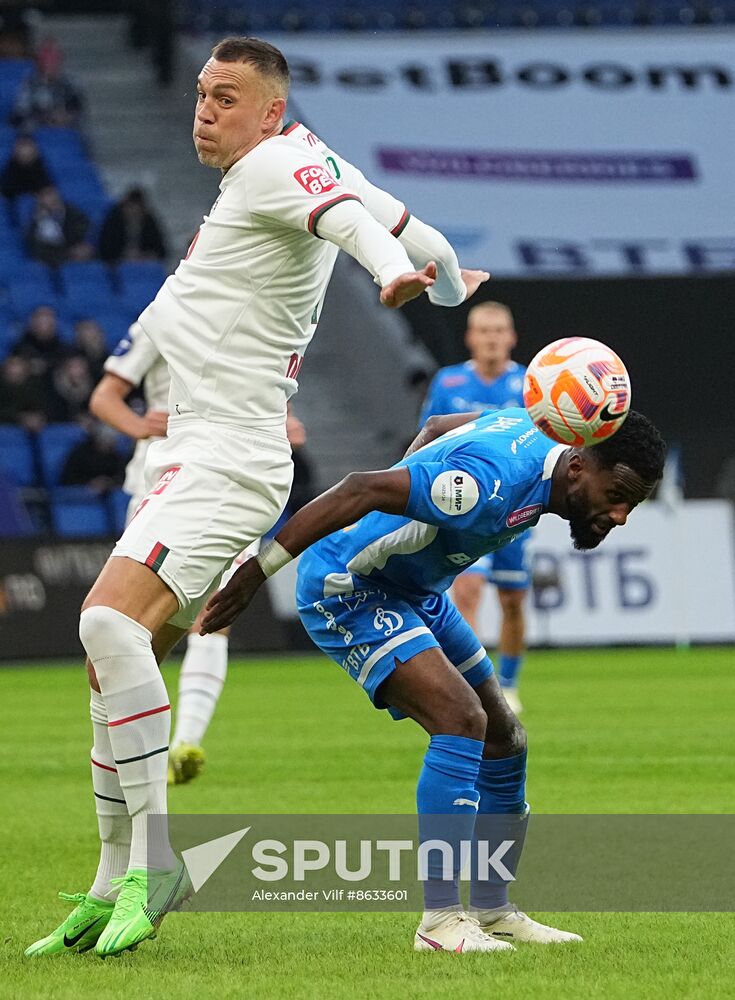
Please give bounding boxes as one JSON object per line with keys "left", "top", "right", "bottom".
{"left": 463, "top": 532, "right": 530, "bottom": 590}
{"left": 297, "top": 555, "right": 494, "bottom": 719}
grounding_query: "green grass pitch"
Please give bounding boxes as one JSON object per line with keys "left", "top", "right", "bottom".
{"left": 1, "top": 646, "right": 733, "bottom": 999}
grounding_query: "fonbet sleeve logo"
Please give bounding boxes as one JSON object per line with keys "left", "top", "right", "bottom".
{"left": 430, "top": 470, "right": 479, "bottom": 516}
{"left": 293, "top": 164, "right": 340, "bottom": 196}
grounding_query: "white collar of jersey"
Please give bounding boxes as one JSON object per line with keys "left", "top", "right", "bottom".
{"left": 543, "top": 444, "right": 568, "bottom": 481}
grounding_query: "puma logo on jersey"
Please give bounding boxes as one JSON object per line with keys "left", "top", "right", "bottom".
{"left": 489, "top": 479, "right": 504, "bottom": 501}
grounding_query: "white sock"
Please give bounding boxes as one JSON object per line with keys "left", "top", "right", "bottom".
{"left": 172, "top": 632, "right": 229, "bottom": 748}
{"left": 80, "top": 606, "right": 176, "bottom": 873}
{"left": 89, "top": 689, "right": 130, "bottom": 901}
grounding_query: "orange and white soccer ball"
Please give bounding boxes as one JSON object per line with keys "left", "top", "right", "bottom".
{"left": 523, "top": 337, "right": 631, "bottom": 446}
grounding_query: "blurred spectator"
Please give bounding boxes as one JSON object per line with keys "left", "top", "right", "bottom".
{"left": 73, "top": 318, "right": 108, "bottom": 381}
{"left": 285, "top": 405, "right": 316, "bottom": 514}
{"left": 0, "top": 354, "right": 49, "bottom": 431}
{"left": 60, "top": 420, "right": 127, "bottom": 493}
{"left": 0, "top": 7, "right": 33, "bottom": 59}
{"left": 10, "top": 40, "right": 84, "bottom": 129}
{"left": 0, "top": 471, "right": 33, "bottom": 537}
{"left": 26, "top": 186, "right": 94, "bottom": 266}
{"left": 0, "top": 135, "right": 51, "bottom": 202}
{"left": 11, "top": 305, "right": 70, "bottom": 380}
{"left": 49, "top": 354, "right": 94, "bottom": 422}
{"left": 99, "top": 187, "right": 168, "bottom": 264}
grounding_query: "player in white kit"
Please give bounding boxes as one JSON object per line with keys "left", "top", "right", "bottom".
{"left": 26, "top": 36, "right": 490, "bottom": 959}
{"left": 90, "top": 321, "right": 282, "bottom": 786}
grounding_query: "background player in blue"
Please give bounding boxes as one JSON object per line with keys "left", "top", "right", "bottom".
{"left": 201, "top": 407, "right": 666, "bottom": 954}
{"left": 420, "top": 301, "right": 530, "bottom": 714}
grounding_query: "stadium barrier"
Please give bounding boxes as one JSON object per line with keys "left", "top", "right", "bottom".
{"left": 0, "top": 538, "right": 309, "bottom": 661}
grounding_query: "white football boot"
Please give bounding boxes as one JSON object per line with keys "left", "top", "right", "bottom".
{"left": 500, "top": 685, "right": 523, "bottom": 715}
{"left": 414, "top": 909, "right": 516, "bottom": 953}
{"left": 471, "top": 904, "right": 582, "bottom": 943}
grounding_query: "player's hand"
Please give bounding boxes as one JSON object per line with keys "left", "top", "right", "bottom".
{"left": 380, "top": 262, "right": 437, "bottom": 308}
{"left": 200, "top": 556, "right": 266, "bottom": 634}
{"left": 141, "top": 409, "right": 168, "bottom": 439}
{"left": 286, "top": 411, "right": 306, "bottom": 449}
{"left": 460, "top": 268, "right": 491, "bottom": 300}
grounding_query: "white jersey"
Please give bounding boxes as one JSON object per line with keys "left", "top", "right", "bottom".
{"left": 103, "top": 322, "right": 170, "bottom": 499}
{"left": 137, "top": 121, "right": 459, "bottom": 430}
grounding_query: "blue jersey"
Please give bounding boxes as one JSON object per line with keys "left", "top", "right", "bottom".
{"left": 418, "top": 360, "right": 526, "bottom": 427}
{"left": 297, "top": 408, "right": 563, "bottom": 605}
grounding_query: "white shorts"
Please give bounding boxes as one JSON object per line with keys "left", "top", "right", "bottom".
{"left": 113, "top": 414, "right": 292, "bottom": 629}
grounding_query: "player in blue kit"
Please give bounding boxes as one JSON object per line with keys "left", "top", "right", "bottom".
{"left": 420, "top": 301, "right": 530, "bottom": 713}
{"left": 201, "top": 406, "right": 665, "bottom": 954}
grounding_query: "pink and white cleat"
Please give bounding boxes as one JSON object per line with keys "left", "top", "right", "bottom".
{"left": 470, "top": 904, "right": 583, "bottom": 943}
{"left": 414, "top": 909, "right": 516, "bottom": 953}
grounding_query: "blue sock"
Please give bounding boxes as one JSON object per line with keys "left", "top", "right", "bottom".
{"left": 470, "top": 750, "right": 528, "bottom": 910}
{"left": 417, "top": 734, "right": 484, "bottom": 910}
{"left": 499, "top": 655, "right": 522, "bottom": 687}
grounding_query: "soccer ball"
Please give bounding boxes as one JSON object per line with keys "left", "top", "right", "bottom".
{"left": 523, "top": 337, "right": 631, "bottom": 446}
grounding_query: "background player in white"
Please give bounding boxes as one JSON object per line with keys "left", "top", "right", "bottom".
{"left": 419, "top": 302, "right": 530, "bottom": 713}
{"left": 27, "top": 36, "right": 489, "bottom": 959}
{"left": 90, "top": 323, "right": 308, "bottom": 785}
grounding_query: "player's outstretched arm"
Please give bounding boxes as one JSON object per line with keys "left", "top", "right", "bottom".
{"left": 397, "top": 215, "right": 490, "bottom": 306}
{"left": 338, "top": 160, "right": 489, "bottom": 306}
{"left": 314, "top": 200, "right": 436, "bottom": 309}
{"left": 90, "top": 373, "right": 168, "bottom": 440}
{"left": 200, "top": 468, "right": 411, "bottom": 633}
{"left": 403, "top": 411, "right": 483, "bottom": 458}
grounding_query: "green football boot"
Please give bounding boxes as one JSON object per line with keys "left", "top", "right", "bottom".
{"left": 25, "top": 891, "right": 114, "bottom": 957}
{"left": 95, "top": 864, "right": 191, "bottom": 958}
{"left": 168, "top": 743, "right": 205, "bottom": 785}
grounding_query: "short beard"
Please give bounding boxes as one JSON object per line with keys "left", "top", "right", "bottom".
{"left": 567, "top": 487, "right": 603, "bottom": 551}
{"left": 569, "top": 520, "right": 603, "bottom": 551}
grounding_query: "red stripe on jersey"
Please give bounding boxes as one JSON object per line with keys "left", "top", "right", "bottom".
{"left": 307, "top": 193, "right": 363, "bottom": 236}
{"left": 282, "top": 121, "right": 300, "bottom": 135}
{"left": 391, "top": 207, "right": 411, "bottom": 237}
{"left": 108, "top": 703, "right": 171, "bottom": 728}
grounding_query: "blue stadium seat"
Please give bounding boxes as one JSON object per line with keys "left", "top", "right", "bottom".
{"left": 10, "top": 192, "right": 37, "bottom": 232}
{"left": 116, "top": 261, "right": 168, "bottom": 287}
{"left": 109, "top": 487, "right": 131, "bottom": 535}
{"left": 50, "top": 486, "right": 112, "bottom": 537}
{"left": 0, "top": 124, "right": 16, "bottom": 154}
{"left": 91, "top": 308, "right": 132, "bottom": 351}
{"left": 118, "top": 284, "right": 163, "bottom": 317}
{"left": 0, "top": 424, "right": 37, "bottom": 488}
{"left": 33, "top": 126, "right": 87, "bottom": 161}
{"left": 0, "top": 471, "right": 35, "bottom": 537}
{"left": 56, "top": 176, "right": 108, "bottom": 207}
{"left": 59, "top": 260, "right": 113, "bottom": 291}
{"left": 0, "top": 313, "right": 20, "bottom": 356}
{"left": 0, "top": 243, "right": 28, "bottom": 282}
{"left": 115, "top": 262, "right": 167, "bottom": 317}
{"left": 37, "top": 423, "right": 88, "bottom": 487}
{"left": 0, "top": 59, "right": 33, "bottom": 119}
{"left": 58, "top": 261, "right": 116, "bottom": 319}
{"left": 7, "top": 279, "right": 59, "bottom": 319}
